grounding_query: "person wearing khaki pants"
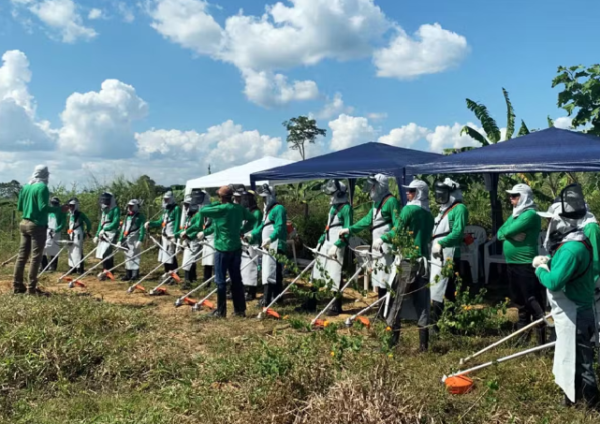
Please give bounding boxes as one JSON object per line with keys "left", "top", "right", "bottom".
{"left": 13, "top": 165, "right": 64, "bottom": 295}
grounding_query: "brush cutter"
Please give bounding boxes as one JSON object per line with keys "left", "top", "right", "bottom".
{"left": 191, "top": 287, "right": 218, "bottom": 311}
{"left": 443, "top": 342, "right": 556, "bottom": 394}
{"left": 39, "top": 241, "right": 72, "bottom": 276}
{"left": 257, "top": 258, "right": 317, "bottom": 320}
{"left": 310, "top": 246, "right": 382, "bottom": 329}
{"left": 344, "top": 293, "right": 390, "bottom": 328}
{"left": 97, "top": 245, "right": 157, "bottom": 281}
{"left": 1, "top": 254, "right": 18, "bottom": 267}
{"left": 67, "top": 240, "right": 128, "bottom": 288}
{"left": 149, "top": 243, "right": 213, "bottom": 296}
{"left": 175, "top": 252, "right": 260, "bottom": 307}
{"left": 127, "top": 242, "right": 183, "bottom": 294}
{"left": 58, "top": 246, "right": 98, "bottom": 283}
{"left": 459, "top": 312, "right": 554, "bottom": 366}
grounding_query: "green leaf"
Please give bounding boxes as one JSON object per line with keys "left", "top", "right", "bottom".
{"left": 502, "top": 88, "right": 516, "bottom": 140}
{"left": 460, "top": 125, "right": 489, "bottom": 146}
{"left": 563, "top": 103, "right": 576, "bottom": 115}
{"left": 465, "top": 99, "right": 501, "bottom": 143}
{"left": 517, "top": 120, "right": 530, "bottom": 136}
{"left": 547, "top": 116, "right": 554, "bottom": 127}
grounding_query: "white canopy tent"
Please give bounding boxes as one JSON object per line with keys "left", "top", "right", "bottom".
{"left": 185, "top": 156, "right": 298, "bottom": 193}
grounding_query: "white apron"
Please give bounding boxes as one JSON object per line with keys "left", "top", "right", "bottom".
{"left": 547, "top": 289, "right": 578, "bottom": 402}
{"left": 201, "top": 219, "right": 215, "bottom": 267}
{"left": 241, "top": 245, "right": 258, "bottom": 287}
{"left": 371, "top": 201, "right": 394, "bottom": 290}
{"left": 261, "top": 208, "right": 279, "bottom": 286}
{"left": 96, "top": 210, "right": 119, "bottom": 259}
{"left": 430, "top": 210, "right": 456, "bottom": 303}
{"left": 312, "top": 210, "right": 345, "bottom": 291}
{"left": 44, "top": 214, "right": 61, "bottom": 256}
{"left": 158, "top": 210, "right": 177, "bottom": 265}
{"left": 123, "top": 215, "right": 143, "bottom": 271}
{"left": 182, "top": 216, "right": 202, "bottom": 271}
{"left": 68, "top": 213, "right": 84, "bottom": 267}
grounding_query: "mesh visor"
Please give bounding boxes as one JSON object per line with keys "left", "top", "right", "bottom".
{"left": 434, "top": 182, "right": 450, "bottom": 204}
{"left": 322, "top": 180, "right": 338, "bottom": 195}
{"left": 362, "top": 176, "right": 377, "bottom": 192}
{"left": 100, "top": 193, "right": 112, "bottom": 205}
{"left": 560, "top": 183, "right": 586, "bottom": 220}
{"left": 256, "top": 184, "right": 271, "bottom": 197}
{"left": 190, "top": 189, "right": 206, "bottom": 206}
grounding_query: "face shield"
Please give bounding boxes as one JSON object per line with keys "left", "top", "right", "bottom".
{"left": 190, "top": 189, "right": 207, "bottom": 208}
{"left": 68, "top": 198, "right": 79, "bottom": 212}
{"left": 559, "top": 183, "right": 586, "bottom": 220}
{"left": 434, "top": 182, "right": 451, "bottom": 205}
{"left": 127, "top": 199, "right": 140, "bottom": 215}
{"left": 363, "top": 174, "right": 389, "bottom": 202}
{"left": 50, "top": 197, "right": 60, "bottom": 207}
{"left": 100, "top": 192, "right": 113, "bottom": 210}
{"left": 162, "top": 191, "right": 174, "bottom": 209}
{"left": 257, "top": 184, "right": 276, "bottom": 206}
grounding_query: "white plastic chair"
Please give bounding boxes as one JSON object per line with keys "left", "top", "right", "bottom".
{"left": 484, "top": 235, "right": 506, "bottom": 285}
{"left": 461, "top": 225, "right": 487, "bottom": 284}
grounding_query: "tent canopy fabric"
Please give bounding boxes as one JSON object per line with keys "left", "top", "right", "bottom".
{"left": 250, "top": 142, "right": 443, "bottom": 183}
{"left": 407, "top": 128, "right": 600, "bottom": 175}
{"left": 185, "top": 157, "right": 297, "bottom": 193}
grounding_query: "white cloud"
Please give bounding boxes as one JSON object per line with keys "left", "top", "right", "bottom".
{"left": 135, "top": 120, "right": 283, "bottom": 172}
{"left": 0, "top": 50, "right": 54, "bottom": 151}
{"left": 21, "top": 0, "right": 98, "bottom": 43}
{"left": 425, "top": 122, "right": 483, "bottom": 153}
{"left": 378, "top": 123, "right": 429, "bottom": 148}
{"left": 328, "top": 114, "right": 377, "bottom": 151}
{"left": 373, "top": 23, "right": 469, "bottom": 79}
{"left": 117, "top": 2, "right": 135, "bottom": 23}
{"left": 148, "top": 0, "right": 224, "bottom": 56}
{"left": 58, "top": 79, "right": 148, "bottom": 158}
{"left": 554, "top": 116, "right": 573, "bottom": 130}
{"left": 367, "top": 112, "right": 387, "bottom": 121}
{"left": 242, "top": 69, "right": 319, "bottom": 108}
{"left": 311, "top": 92, "right": 354, "bottom": 120}
{"left": 87, "top": 8, "right": 103, "bottom": 20}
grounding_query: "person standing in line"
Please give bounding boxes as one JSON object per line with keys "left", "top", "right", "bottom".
{"left": 13, "top": 165, "right": 66, "bottom": 295}
{"left": 118, "top": 199, "right": 146, "bottom": 282}
{"left": 145, "top": 191, "right": 181, "bottom": 275}
{"left": 66, "top": 198, "right": 92, "bottom": 274}
{"left": 94, "top": 192, "right": 121, "bottom": 271}
{"left": 42, "top": 196, "right": 66, "bottom": 272}
{"left": 235, "top": 189, "right": 263, "bottom": 301}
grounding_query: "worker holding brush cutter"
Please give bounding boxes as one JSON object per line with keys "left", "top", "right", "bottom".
{"left": 382, "top": 179, "right": 434, "bottom": 351}
{"left": 179, "top": 189, "right": 212, "bottom": 288}
{"left": 145, "top": 191, "right": 181, "bottom": 276}
{"left": 498, "top": 184, "right": 544, "bottom": 345}
{"left": 66, "top": 198, "right": 92, "bottom": 274}
{"left": 199, "top": 186, "right": 257, "bottom": 318}
{"left": 117, "top": 199, "right": 146, "bottom": 282}
{"left": 234, "top": 188, "right": 263, "bottom": 301}
{"left": 94, "top": 192, "right": 121, "bottom": 272}
{"left": 42, "top": 197, "right": 65, "bottom": 272}
{"left": 534, "top": 184, "right": 599, "bottom": 408}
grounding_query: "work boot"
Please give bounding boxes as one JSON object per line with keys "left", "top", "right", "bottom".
{"left": 245, "top": 286, "right": 257, "bottom": 301}
{"left": 42, "top": 256, "right": 49, "bottom": 270}
{"left": 28, "top": 287, "right": 50, "bottom": 297}
{"left": 233, "top": 310, "right": 246, "bottom": 318}
{"left": 326, "top": 296, "right": 343, "bottom": 316}
{"left": 419, "top": 328, "right": 429, "bottom": 352}
{"left": 211, "top": 286, "right": 227, "bottom": 318}
{"left": 261, "top": 284, "right": 273, "bottom": 307}
{"left": 130, "top": 270, "right": 140, "bottom": 280}
{"left": 429, "top": 301, "right": 444, "bottom": 335}
{"left": 121, "top": 270, "right": 132, "bottom": 281}
{"left": 77, "top": 264, "right": 85, "bottom": 274}
{"left": 535, "top": 325, "right": 547, "bottom": 347}
{"left": 13, "top": 284, "right": 27, "bottom": 294}
{"left": 273, "top": 280, "right": 283, "bottom": 304}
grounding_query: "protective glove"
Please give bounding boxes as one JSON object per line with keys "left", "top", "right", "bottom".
{"left": 144, "top": 222, "right": 150, "bottom": 230}
{"left": 327, "top": 245, "right": 338, "bottom": 259}
{"left": 338, "top": 228, "right": 350, "bottom": 238}
{"left": 537, "top": 264, "right": 550, "bottom": 273}
{"left": 98, "top": 230, "right": 106, "bottom": 241}
{"left": 532, "top": 255, "right": 550, "bottom": 269}
{"left": 135, "top": 241, "right": 142, "bottom": 250}
{"left": 93, "top": 237, "right": 99, "bottom": 245}
{"left": 372, "top": 237, "right": 384, "bottom": 252}
{"left": 196, "top": 232, "right": 205, "bottom": 241}
{"left": 243, "top": 234, "right": 253, "bottom": 244}
{"left": 261, "top": 239, "right": 271, "bottom": 250}
{"left": 512, "top": 233, "right": 527, "bottom": 242}
{"left": 179, "top": 231, "right": 187, "bottom": 239}
{"left": 432, "top": 240, "right": 442, "bottom": 259}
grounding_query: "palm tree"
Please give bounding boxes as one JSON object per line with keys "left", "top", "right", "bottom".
{"left": 461, "top": 88, "right": 529, "bottom": 147}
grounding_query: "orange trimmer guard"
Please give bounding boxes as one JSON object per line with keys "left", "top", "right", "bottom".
{"left": 312, "top": 319, "right": 329, "bottom": 329}
{"left": 355, "top": 316, "right": 371, "bottom": 328}
{"left": 444, "top": 375, "right": 474, "bottom": 395}
{"left": 183, "top": 297, "right": 197, "bottom": 306}
{"left": 200, "top": 300, "right": 215, "bottom": 309}
{"left": 264, "top": 308, "right": 281, "bottom": 319}
{"left": 104, "top": 271, "right": 115, "bottom": 281}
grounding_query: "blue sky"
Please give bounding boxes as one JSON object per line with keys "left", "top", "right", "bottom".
{"left": 0, "top": 0, "right": 599, "bottom": 186}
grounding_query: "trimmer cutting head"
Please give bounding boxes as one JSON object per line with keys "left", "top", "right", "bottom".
{"left": 442, "top": 375, "right": 474, "bottom": 394}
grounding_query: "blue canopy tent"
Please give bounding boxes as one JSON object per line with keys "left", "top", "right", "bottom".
{"left": 250, "top": 142, "right": 443, "bottom": 204}
{"left": 406, "top": 127, "right": 600, "bottom": 232}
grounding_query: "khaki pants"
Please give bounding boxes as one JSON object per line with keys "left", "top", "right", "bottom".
{"left": 13, "top": 220, "right": 47, "bottom": 292}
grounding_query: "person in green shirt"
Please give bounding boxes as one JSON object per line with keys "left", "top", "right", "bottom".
{"left": 145, "top": 191, "right": 181, "bottom": 275}
{"left": 577, "top": 206, "right": 600, "bottom": 285}
{"left": 429, "top": 178, "right": 470, "bottom": 330}
{"left": 117, "top": 199, "right": 146, "bottom": 282}
{"left": 384, "top": 179, "right": 434, "bottom": 351}
{"left": 13, "top": 165, "right": 65, "bottom": 295}
{"left": 199, "top": 186, "right": 257, "bottom": 318}
{"left": 498, "top": 184, "right": 544, "bottom": 344}
{"left": 235, "top": 189, "right": 263, "bottom": 301}
{"left": 94, "top": 192, "right": 121, "bottom": 271}
{"left": 339, "top": 174, "right": 400, "bottom": 302}
{"left": 534, "top": 184, "right": 598, "bottom": 408}
{"left": 42, "top": 197, "right": 66, "bottom": 272}
{"left": 66, "top": 198, "right": 92, "bottom": 274}
{"left": 180, "top": 191, "right": 214, "bottom": 286}
{"left": 249, "top": 184, "right": 288, "bottom": 307}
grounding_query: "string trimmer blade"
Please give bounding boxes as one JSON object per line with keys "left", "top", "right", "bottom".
{"left": 133, "top": 284, "right": 146, "bottom": 292}
{"left": 105, "top": 271, "right": 115, "bottom": 281}
{"left": 63, "top": 277, "right": 73, "bottom": 282}
{"left": 170, "top": 272, "right": 181, "bottom": 283}
{"left": 69, "top": 280, "right": 85, "bottom": 289}
{"left": 200, "top": 299, "right": 215, "bottom": 309}
{"left": 150, "top": 287, "right": 168, "bottom": 296}
{"left": 265, "top": 308, "right": 281, "bottom": 319}
{"left": 183, "top": 297, "right": 197, "bottom": 306}
{"left": 444, "top": 375, "right": 474, "bottom": 395}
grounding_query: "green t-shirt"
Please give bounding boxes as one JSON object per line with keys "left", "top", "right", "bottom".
{"left": 201, "top": 202, "right": 257, "bottom": 252}
{"left": 119, "top": 213, "right": 146, "bottom": 242}
{"left": 349, "top": 196, "right": 400, "bottom": 237}
{"left": 318, "top": 203, "right": 352, "bottom": 248}
{"left": 17, "top": 183, "right": 60, "bottom": 227}
{"left": 583, "top": 223, "right": 600, "bottom": 284}
{"left": 536, "top": 240, "right": 594, "bottom": 310}
{"left": 251, "top": 204, "right": 288, "bottom": 252}
{"left": 242, "top": 208, "right": 263, "bottom": 246}
{"left": 437, "top": 203, "right": 469, "bottom": 257}
{"left": 382, "top": 205, "right": 434, "bottom": 259}
{"left": 497, "top": 209, "right": 541, "bottom": 264}
{"left": 96, "top": 207, "right": 121, "bottom": 235}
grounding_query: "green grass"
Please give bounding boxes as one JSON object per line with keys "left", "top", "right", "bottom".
{"left": 0, "top": 291, "right": 599, "bottom": 424}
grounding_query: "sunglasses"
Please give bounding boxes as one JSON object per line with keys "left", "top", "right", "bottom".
{"left": 509, "top": 193, "right": 521, "bottom": 199}
{"left": 407, "top": 188, "right": 417, "bottom": 193}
